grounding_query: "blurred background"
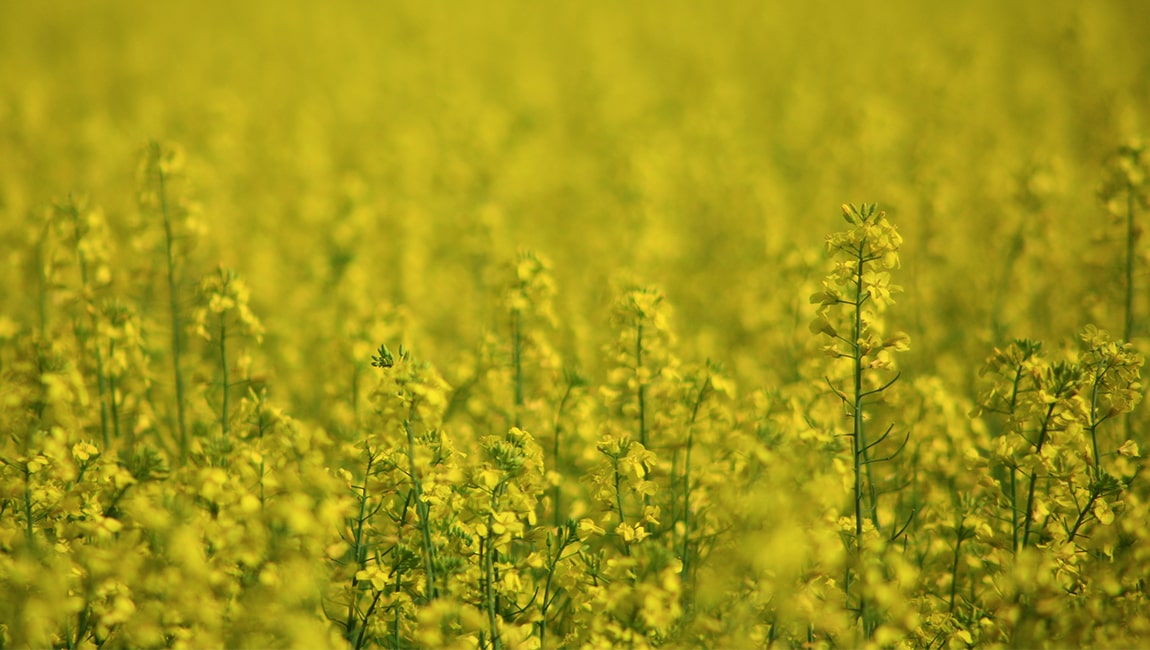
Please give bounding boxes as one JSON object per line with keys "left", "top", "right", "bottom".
{"left": 3, "top": 0, "right": 1148, "bottom": 397}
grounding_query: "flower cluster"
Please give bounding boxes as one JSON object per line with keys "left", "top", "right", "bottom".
{"left": 4, "top": 4, "right": 1150, "bottom": 645}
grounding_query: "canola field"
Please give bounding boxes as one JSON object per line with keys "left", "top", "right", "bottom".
{"left": 2, "top": 1, "right": 1149, "bottom": 647}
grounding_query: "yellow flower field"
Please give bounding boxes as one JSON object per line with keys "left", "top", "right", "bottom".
{"left": 1, "top": 1, "right": 1148, "bottom": 647}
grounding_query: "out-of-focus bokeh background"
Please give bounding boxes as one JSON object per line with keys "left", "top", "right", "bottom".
{"left": 3, "top": 0, "right": 1148, "bottom": 391}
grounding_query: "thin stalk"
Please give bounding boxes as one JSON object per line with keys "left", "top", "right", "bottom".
{"left": 1009, "top": 378, "right": 1023, "bottom": 553}
{"left": 1068, "top": 367, "right": 1112, "bottom": 545}
{"left": 23, "top": 353, "right": 41, "bottom": 548}
{"left": 538, "top": 525, "right": 574, "bottom": 649}
{"left": 1124, "top": 178, "right": 1136, "bottom": 344}
{"left": 676, "top": 442, "right": 693, "bottom": 600}
{"left": 1021, "top": 403, "right": 1057, "bottom": 547}
{"left": 1088, "top": 362, "right": 1113, "bottom": 468}
{"left": 390, "top": 567, "right": 404, "bottom": 649}
{"left": 552, "top": 382, "right": 575, "bottom": 528}
{"left": 679, "top": 374, "right": 712, "bottom": 615}
{"left": 482, "top": 520, "right": 502, "bottom": 650}
{"left": 1000, "top": 361, "right": 1026, "bottom": 555}
{"left": 1066, "top": 489, "right": 1101, "bottom": 544}
{"left": 846, "top": 234, "right": 892, "bottom": 639}
{"left": 989, "top": 227, "right": 1026, "bottom": 343}
{"left": 107, "top": 342, "right": 122, "bottom": 443}
{"left": 88, "top": 328, "right": 111, "bottom": 447}
{"left": 852, "top": 245, "right": 867, "bottom": 556}
{"left": 351, "top": 365, "right": 360, "bottom": 425}
{"left": 1010, "top": 468, "right": 1019, "bottom": 554}
{"left": 1123, "top": 178, "right": 1137, "bottom": 442}
{"left": 634, "top": 322, "right": 652, "bottom": 524}
{"left": 851, "top": 243, "right": 881, "bottom": 527}
{"left": 613, "top": 456, "right": 631, "bottom": 557}
{"left": 219, "top": 311, "right": 229, "bottom": 437}
{"left": 71, "top": 600, "right": 92, "bottom": 649}
{"left": 948, "top": 518, "right": 967, "bottom": 613}
{"left": 65, "top": 198, "right": 112, "bottom": 447}
{"left": 354, "top": 590, "right": 384, "bottom": 650}
{"left": 256, "top": 400, "right": 268, "bottom": 509}
{"left": 156, "top": 150, "right": 189, "bottom": 461}
{"left": 36, "top": 224, "right": 49, "bottom": 340}
{"left": 403, "top": 408, "right": 438, "bottom": 600}
{"left": 636, "top": 322, "right": 647, "bottom": 448}
{"left": 539, "top": 547, "right": 556, "bottom": 649}
{"left": 345, "top": 451, "right": 376, "bottom": 642}
{"left": 512, "top": 309, "right": 523, "bottom": 429}
{"left": 80, "top": 325, "right": 112, "bottom": 446}
{"left": 23, "top": 464, "right": 35, "bottom": 546}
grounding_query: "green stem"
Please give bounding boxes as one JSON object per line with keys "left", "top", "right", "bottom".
{"left": 1000, "top": 360, "right": 1027, "bottom": 555}
{"left": 853, "top": 251, "right": 867, "bottom": 557}
{"left": 680, "top": 374, "right": 712, "bottom": 615}
{"left": 636, "top": 322, "right": 647, "bottom": 449}
{"left": 354, "top": 589, "right": 384, "bottom": 650}
{"left": 1066, "top": 488, "right": 1100, "bottom": 544}
{"left": 483, "top": 518, "right": 502, "bottom": 650}
{"left": 156, "top": 146, "right": 189, "bottom": 462}
{"left": 71, "top": 598, "right": 92, "bottom": 649}
{"left": 1088, "top": 364, "right": 1110, "bottom": 468}
{"left": 613, "top": 455, "right": 631, "bottom": 557}
{"left": 404, "top": 406, "right": 438, "bottom": 600}
{"left": 89, "top": 329, "right": 111, "bottom": 447}
{"left": 107, "top": 338, "right": 123, "bottom": 444}
{"left": 390, "top": 567, "right": 404, "bottom": 649}
{"left": 512, "top": 309, "right": 523, "bottom": 430}
{"left": 65, "top": 198, "right": 112, "bottom": 447}
{"left": 1021, "top": 403, "right": 1057, "bottom": 547}
{"left": 538, "top": 525, "right": 573, "bottom": 649}
{"left": 256, "top": 398, "right": 268, "bottom": 509}
{"left": 1124, "top": 178, "right": 1136, "bottom": 344}
{"left": 1010, "top": 467, "right": 1019, "bottom": 555}
{"left": 219, "top": 311, "right": 229, "bottom": 437}
{"left": 23, "top": 463, "right": 35, "bottom": 546}
{"left": 345, "top": 450, "right": 375, "bottom": 642}
{"left": 635, "top": 322, "right": 652, "bottom": 526}
{"left": 1124, "top": 178, "right": 1137, "bottom": 442}
{"left": 552, "top": 382, "right": 574, "bottom": 528}
{"left": 948, "top": 518, "right": 966, "bottom": 613}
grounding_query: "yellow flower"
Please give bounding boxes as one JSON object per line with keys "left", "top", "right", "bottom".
{"left": 578, "top": 518, "right": 605, "bottom": 537}
{"left": 71, "top": 441, "right": 99, "bottom": 462}
{"left": 355, "top": 566, "right": 388, "bottom": 591}
{"left": 26, "top": 455, "right": 49, "bottom": 474}
{"left": 1117, "top": 439, "right": 1140, "bottom": 457}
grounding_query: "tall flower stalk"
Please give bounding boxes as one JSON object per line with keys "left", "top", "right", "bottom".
{"left": 1100, "top": 140, "right": 1148, "bottom": 441}
{"left": 811, "top": 203, "right": 909, "bottom": 638}
{"left": 192, "top": 265, "right": 265, "bottom": 443}
{"left": 138, "top": 142, "right": 202, "bottom": 462}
